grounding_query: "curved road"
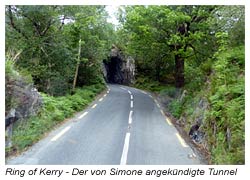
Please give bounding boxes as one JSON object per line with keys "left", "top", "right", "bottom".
{"left": 7, "top": 84, "right": 200, "bottom": 165}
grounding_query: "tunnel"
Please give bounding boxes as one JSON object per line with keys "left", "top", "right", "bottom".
{"left": 103, "top": 45, "right": 135, "bottom": 85}
{"left": 104, "top": 56, "right": 124, "bottom": 84}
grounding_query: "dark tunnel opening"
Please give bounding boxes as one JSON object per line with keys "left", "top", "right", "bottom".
{"left": 104, "top": 56, "right": 124, "bottom": 84}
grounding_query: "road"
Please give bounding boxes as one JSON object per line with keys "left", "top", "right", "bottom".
{"left": 7, "top": 84, "right": 200, "bottom": 165}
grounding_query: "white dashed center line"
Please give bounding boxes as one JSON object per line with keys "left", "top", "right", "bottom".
{"left": 120, "top": 133, "right": 131, "bottom": 165}
{"left": 128, "top": 110, "right": 133, "bottom": 124}
{"left": 120, "top": 88, "right": 135, "bottom": 165}
{"left": 130, "top": 101, "right": 133, "bottom": 108}
{"left": 51, "top": 126, "right": 71, "bottom": 142}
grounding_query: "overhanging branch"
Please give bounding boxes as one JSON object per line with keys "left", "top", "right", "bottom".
{"left": 7, "top": 5, "right": 29, "bottom": 40}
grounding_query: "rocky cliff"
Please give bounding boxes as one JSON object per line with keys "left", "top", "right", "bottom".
{"left": 103, "top": 45, "right": 135, "bottom": 85}
{"left": 5, "top": 78, "right": 42, "bottom": 127}
{"left": 5, "top": 61, "right": 42, "bottom": 147}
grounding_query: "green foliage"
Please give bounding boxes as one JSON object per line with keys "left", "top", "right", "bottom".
{"left": 205, "top": 45, "right": 244, "bottom": 164}
{"left": 5, "top": 60, "right": 18, "bottom": 113}
{"left": 6, "top": 5, "right": 245, "bottom": 165}
{"left": 5, "top": 60, "right": 17, "bottom": 78}
{"left": 169, "top": 100, "right": 182, "bottom": 119}
{"left": 184, "top": 61, "right": 206, "bottom": 93}
{"left": 160, "top": 86, "right": 178, "bottom": 98}
{"left": 11, "top": 83, "right": 105, "bottom": 153}
{"left": 200, "top": 58, "right": 213, "bottom": 75}
{"left": 6, "top": 5, "right": 113, "bottom": 96}
{"left": 5, "top": 58, "right": 33, "bottom": 84}
{"left": 209, "top": 6, "right": 244, "bottom": 47}
{"left": 5, "top": 58, "right": 34, "bottom": 113}
{"left": 176, "top": 45, "right": 245, "bottom": 165}
{"left": 118, "top": 5, "right": 216, "bottom": 86}
{"left": 128, "top": 6, "right": 245, "bottom": 164}
{"left": 6, "top": 5, "right": 111, "bottom": 155}
{"left": 134, "top": 76, "right": 167, "bottom": 92}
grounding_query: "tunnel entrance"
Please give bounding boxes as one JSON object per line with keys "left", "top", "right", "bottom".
{"left": 102, "top": 45, "right": 135, "bottom": 85}
{"left": 104, "top": 56, "right": 124, "bottom": 84}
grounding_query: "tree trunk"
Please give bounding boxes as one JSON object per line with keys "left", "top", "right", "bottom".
{"left": 155, "top": 58, "right": 161, "bottom": 81}
{"left": 173, "top": 22, "right": 189, "bottom": 88}
{"left": 175, "top": 54, "right": 184, "bottom": 88}
{"left": 72, "top": 38, "right": 81, "bottom": 92}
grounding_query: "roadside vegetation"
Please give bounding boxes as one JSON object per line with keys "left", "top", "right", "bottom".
{"left": 120, "top": 6, "right": 245, "bottom": 164}
{"left": 5, "top": 58, "right": 105, "bottom": 155}
{"left": 10, "top": 84, "right": 105, "bottom": 155}
{"left": 5, "top": 5, "right": 244, "bottom": 164}
{"left": 5, "top": 5, "right": 110, "bottom": 156}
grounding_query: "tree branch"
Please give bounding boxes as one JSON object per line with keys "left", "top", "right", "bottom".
{"left": 6, "top": 6, "right": 29, "bottom": 40}
{"left": 18, "top": 10, "right": 42, "bottom": 36}
{"left": 187, "top": 43, "right": 212, "bottom": 60}
{"left": 41, "top": 19, "right": 54, "bottom": 36}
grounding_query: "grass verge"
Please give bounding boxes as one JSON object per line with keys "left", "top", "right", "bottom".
{"left": 6, "top": 83, "right": 106, "bottom": 156}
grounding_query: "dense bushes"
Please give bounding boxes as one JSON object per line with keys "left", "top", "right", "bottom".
{"left": 125, "top": 5, "right": 244, "bottom": 165}
{"left": 6, "top": 6, "right": 113, "bottom": 96}
{"left": 10, "top": 84, "right": 105, "bottom": 153}
{"left": 134, "top": 45, "right": 245, "bottom": 164}
{"left": 5, "top": 5, "right": 112, "bottom": 155}
{"left": 134, "top": 76, "right": 167, "bottom": 92}
{"left": 204, "top": 45, "right": 244, "bottom": 164}
{"left": 169, "top": 100, "right": 183, "bottom": 119}
{"left": 172, "top": 45, "right": 244, "bottom": 164}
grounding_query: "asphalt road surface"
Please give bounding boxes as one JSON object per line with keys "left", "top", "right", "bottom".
{"left": 7, "top": 84, "right": 200, "bottom": 165}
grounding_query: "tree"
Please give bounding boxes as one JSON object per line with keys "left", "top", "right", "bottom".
{"left": 63, "top": 6, "right": 115, "bottom": 88}
{"left": 6, "top": 5, "right": 115, "bottom": 95}
{"left": 72, "top": 38, "right": 82, "bottom": 92}
{"left": 118, "top": 5, "right": 216, "bottom": 87}
{"left": 209, "top": 5, "right": 245, "bottom": 47}
{"left": 6, "top": 5, "right": 75, "bottom": 95}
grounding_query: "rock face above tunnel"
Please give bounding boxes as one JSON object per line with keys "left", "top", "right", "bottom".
{"left": 103, "top": 45, "right": 135, "bottom": 85}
